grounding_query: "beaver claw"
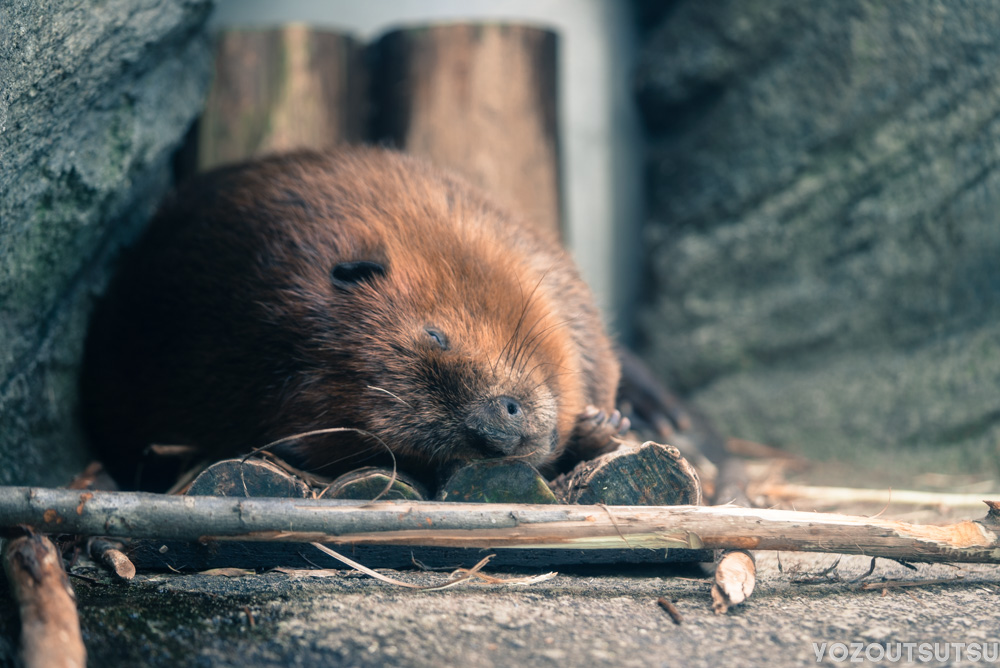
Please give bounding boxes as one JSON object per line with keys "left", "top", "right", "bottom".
{"left": 569, "top": 405, "right": 631, "bottom": 461}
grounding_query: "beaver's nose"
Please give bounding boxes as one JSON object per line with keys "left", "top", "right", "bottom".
{"left": 465, "top": 395, "right": 526, "bottom": 455}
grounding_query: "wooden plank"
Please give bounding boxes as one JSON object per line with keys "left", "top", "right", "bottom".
{"left": 370, "top": 24, "right": 563, "bottom": 239}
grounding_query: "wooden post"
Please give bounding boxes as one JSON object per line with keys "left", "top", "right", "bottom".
{"left": 370, "top": 24, "right": 563, "bottom": 239}
{"left": 197, "top": 25, "right": 366, "bottom": 171}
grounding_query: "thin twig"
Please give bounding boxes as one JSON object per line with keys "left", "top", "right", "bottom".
{"left": 657, "top": 597, "right": 684, "bottom": 625}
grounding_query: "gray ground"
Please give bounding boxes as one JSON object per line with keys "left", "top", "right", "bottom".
{"left": 3, "top": 536, "right": 996, "bottom": 667}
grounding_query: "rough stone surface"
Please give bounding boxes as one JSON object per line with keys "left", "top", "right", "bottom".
{"left": 634, "top": 0, "right": 1000, "bottom": 473}
{"left": 1, "top": 550, "right": 996, "bottom": 667}
{"left": 0, "top": 0, "right": 213, "bottom": 485}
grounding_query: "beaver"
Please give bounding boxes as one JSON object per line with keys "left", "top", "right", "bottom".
{"left": 81, "top": 147, "right": 626, "bottom": 490}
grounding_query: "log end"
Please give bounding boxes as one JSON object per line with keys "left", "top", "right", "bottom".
{"left": 437, "top": 460, "right": 559, "bottom": 504}
{"left": 186, "top": 459, "right": 311, "bottom": 498}
{"left": 321, "top": 467, "right": 428, "bottom": 501}
{"left": 552, "top": 441, "right": 702, "bottom": 506}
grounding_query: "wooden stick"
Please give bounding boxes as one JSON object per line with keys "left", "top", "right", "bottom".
{"left": 756, "top": 483, "right": 994, "bottom": 509}
{"left": 656, "top": 597, "right": 684, "bottom": 625}
{"left": 87, "top": 538, "right": 135, "bottom": 581}
{"left": 2, "top": 531, "right": 86, "bottom": 668}
{"left": 0, "top": 488, "right": 998, "bottom": 563}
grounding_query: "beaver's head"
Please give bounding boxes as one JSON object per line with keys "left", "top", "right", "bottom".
{"left": 263, "top": 154, "right": 587, "bottom": 476}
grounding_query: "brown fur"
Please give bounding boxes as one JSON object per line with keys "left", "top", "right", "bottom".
{"left": 81, "top": 148, "right": 621, "bottom": 489}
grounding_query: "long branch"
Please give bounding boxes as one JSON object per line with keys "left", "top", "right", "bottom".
{"left": 0, "top": 487, "right": 998, "bottom": 563}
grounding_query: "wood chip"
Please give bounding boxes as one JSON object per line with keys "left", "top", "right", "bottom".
{"left": 711, "top": 550, "right": 756, "bottom": 614}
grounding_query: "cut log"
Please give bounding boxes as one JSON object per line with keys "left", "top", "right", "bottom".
{"left": 186, "top": 458, "right": 311, "bottom": 498}
{"left": 2, "top": 531, "right": 86, "bottom": 668}
{"left": 321, "top": 467, "right": 427, "bottom": 501}
{"left": 197, "top": 26, "right": 365, "bottom": 171}
{"left": 370, "top": 24, "right": 563, "bottom": 239}
{"left": 552, "top": 441, "right": 702, "bottom": 506}
{"left": 436, "top": 460, "right": 558, "bottom": 504}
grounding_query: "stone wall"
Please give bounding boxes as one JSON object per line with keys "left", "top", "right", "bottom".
{"left": 0, "top": 0, "right": 213, "bottom": 485}
{"left": 634, "top": 0, "right": 1000, "bottom": 474}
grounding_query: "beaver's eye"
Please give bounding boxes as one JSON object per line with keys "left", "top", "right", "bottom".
{"left": 331, "top": 261, "right": 386, "bottom": 289}
{"left": 425, "top": 327, "right": 449, "bottom": 351}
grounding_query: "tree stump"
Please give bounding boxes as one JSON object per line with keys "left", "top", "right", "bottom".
{"left": 197, "top": 26, "right": 366, "bottom": 171}
{"left": 370, "top": 24, "right": 563, "bottom": 239}
{"left": 552, "top": 441, "right": 702, "bottom": 506}
{"left": 437, "top": 460, "right": 559, "bottom": 504}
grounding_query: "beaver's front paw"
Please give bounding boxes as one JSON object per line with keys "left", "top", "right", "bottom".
{"left": 568, "top": 405, "right": 631, "bottom": 461}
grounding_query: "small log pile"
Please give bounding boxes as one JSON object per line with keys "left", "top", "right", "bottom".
{"left": 119, "top": 440, "right": 711, "bottom": 571}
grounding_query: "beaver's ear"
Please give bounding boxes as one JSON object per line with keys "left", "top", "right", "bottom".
{"left": 330, "top": 261, "right": 386, "bottom": 290}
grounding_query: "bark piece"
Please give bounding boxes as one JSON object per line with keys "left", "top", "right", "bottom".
{"left": 553, "top": 441, "right": 702, "bottom": 506}
{"left": 437, "top": 460, "right": 559, "bottom": 504}
{"left": 186, "top": 458, "right": 311, "bottom": 498}
{"left": 371, "top": 24, "right": 563, "bottom": 238}
{"left": 197, "top": 26, "right": 365, "bottom": 171}
{"left": 2, "top": 531, "right": 86, "bottom": 668}
{"left": 321, "top": 467, "right": 427, "bottom": 501}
